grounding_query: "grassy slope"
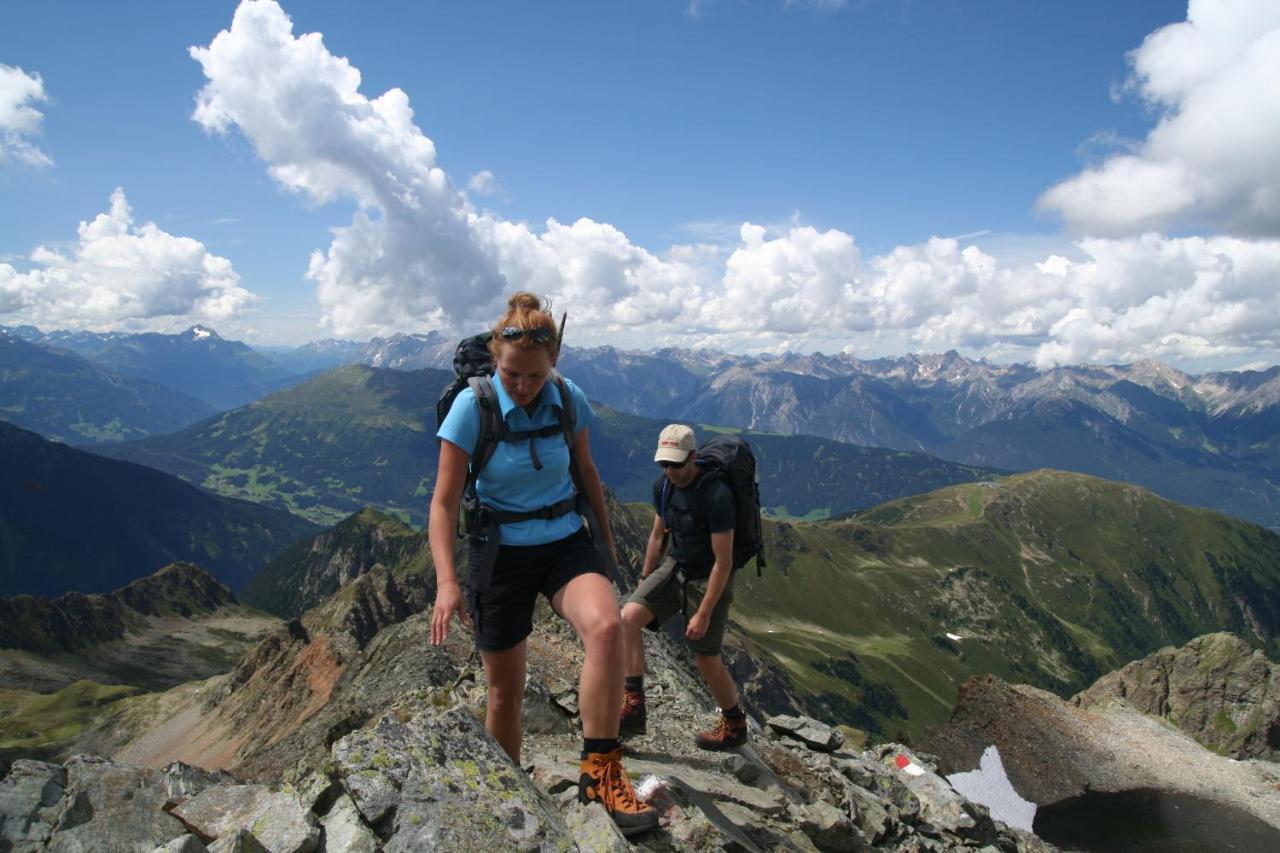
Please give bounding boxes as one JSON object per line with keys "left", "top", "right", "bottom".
{"left": 716, "top": 470, "right": 1280, "bottom": 741}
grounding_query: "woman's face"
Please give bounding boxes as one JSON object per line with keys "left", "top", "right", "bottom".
{"left": 495, "top": 345, "right": 553, "bottom": 407}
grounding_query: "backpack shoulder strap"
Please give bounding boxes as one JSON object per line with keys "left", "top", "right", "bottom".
{"left": 549, "top": 370, "right": 576, "bottom": 450}
{"left": 468, "top": 375, "right": 504, "bottom": 477}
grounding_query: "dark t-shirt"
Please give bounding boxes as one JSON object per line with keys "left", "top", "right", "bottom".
{"left": 652, "top": 469, "right": 735, "bottom": 576}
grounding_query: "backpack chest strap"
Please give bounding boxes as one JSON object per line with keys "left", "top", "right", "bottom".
{"left": 491, "top": 495, "right": 578, "bottom": 525}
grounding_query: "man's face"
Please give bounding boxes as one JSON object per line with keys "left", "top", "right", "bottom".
{"left": 660, "top": 451, "right": 698, "bottom": 488}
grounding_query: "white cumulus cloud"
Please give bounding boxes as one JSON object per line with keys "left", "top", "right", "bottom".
{"left": 1039, "top": 0, "right": 1280, "bottom": 237}
{"left": 186, "top": 1, "right": 1280, "bottom": 370}
{"left": 0, "top": 63, "right": 52, "bottom": 167}
{"left": 0, "top": 188, "right": 255, "bottom": 330}
{"left": 190, "top": 0, "right": 506, "bottom": 336}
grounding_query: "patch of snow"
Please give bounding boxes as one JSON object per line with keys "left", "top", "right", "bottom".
{"left": 945, "top": 745, "right": 1036, "bottom": 833}
{"left": 946, "top": 632, "right": 964, "bottom": 642}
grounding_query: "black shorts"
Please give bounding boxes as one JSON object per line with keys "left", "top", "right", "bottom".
{"left": 466, "top": 527, "right": 606, "bottom": 652}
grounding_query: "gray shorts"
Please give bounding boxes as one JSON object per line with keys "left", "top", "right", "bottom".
{"left": 626, "top": 557, "right": 734, "bottom": 657}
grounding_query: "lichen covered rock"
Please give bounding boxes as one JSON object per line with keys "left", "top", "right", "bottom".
{"left": 331, "top": 699, "right": 573, "bottom": 850}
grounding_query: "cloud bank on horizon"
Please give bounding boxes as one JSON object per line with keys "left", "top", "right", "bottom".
{"left": 3, "top": 0, "right": 1279, "bottom": 371}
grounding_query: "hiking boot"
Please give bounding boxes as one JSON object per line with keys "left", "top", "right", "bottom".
{"left": 578, "top": 748, "right": 659, "bottom": 836}
{"left": 694, "top": 714, "right": 748, "bottom": 751}
{"left": 619, "top": 689, "right": 647, "bottom": 736}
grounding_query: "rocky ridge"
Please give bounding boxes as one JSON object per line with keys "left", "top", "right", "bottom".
{"left": 924, "top": 673, "right": 1280, "bottom": 833}
{"left": 0, "top": 564, "right": 279, "bottom": 694}
{"left": 1073, "top": 632, "right": 1280, "bottom": 761}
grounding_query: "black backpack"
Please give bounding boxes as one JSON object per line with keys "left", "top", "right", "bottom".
{"left": 659, "top": 433, "right": 767, "bottom": 574}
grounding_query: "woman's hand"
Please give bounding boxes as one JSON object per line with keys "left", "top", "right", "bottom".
{"left": 431, "top": 580, "right": 471, "bottom": 645}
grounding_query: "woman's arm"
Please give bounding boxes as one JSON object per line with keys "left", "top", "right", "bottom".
{"left": 429, "top": 439, "right": 471, "bottom": 644}
{"left": 572, "top": 427, "right": 617, "bottom": 567}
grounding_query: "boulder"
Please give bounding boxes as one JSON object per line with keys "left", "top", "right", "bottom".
{"left": 160, "top": 763, "right": 237, "bottom": 805}
{"left": 795, "top": 799, "right": 864, "bottom": 852}
{"left": 767, "top": 714, "right": 845, "bottom": 752}
{"left": 0, "top": 760, "right": 66, "bottom": 852}
{"left": 562, "top": 800, "right": 630, "bottom": 853}
{"left": 318, "top": 793, "right": 378, "bottom": 853}
{"left": 331, "top": 700, "right": 573, "bottom": 850}
{"left": 47, "top": 756, "right": 187, "bottom": 852}
{"left": 170, "top": 785, "right": 319, "bottom": 853}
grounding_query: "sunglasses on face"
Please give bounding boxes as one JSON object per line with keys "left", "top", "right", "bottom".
{"left": 659, "top": 456, "right": 691, "bottom": 470}
{"left": 499, "top": 325, "right": 555, "bottom": 344}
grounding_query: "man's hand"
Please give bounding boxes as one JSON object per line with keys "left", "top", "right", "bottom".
{"left": 430, "top": 580, "right": 471, "bottom": 645}
{"left": 686, "top": 609, "right": 710, "bottom": 641}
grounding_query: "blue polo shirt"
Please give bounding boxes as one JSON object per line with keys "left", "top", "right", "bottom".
{"left": 438, "top": 374, "right": 596, "bottom": 545}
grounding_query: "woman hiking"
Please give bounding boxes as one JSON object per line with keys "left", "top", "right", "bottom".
{"left": 428, "top": 292, "right": 657, "bottom": 836}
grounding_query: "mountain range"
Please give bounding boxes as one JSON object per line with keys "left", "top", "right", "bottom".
{"left": 0, "top": 332, "right": 213, "bottom": 443}
{"left": 6, "top": 322, "right": 1279, "bottom": 530}
{"left": 91, "top": 364, "right": 1001, "bottom": 526}
{"left": 0, "top": 420, "right": 319, "bottom": 597}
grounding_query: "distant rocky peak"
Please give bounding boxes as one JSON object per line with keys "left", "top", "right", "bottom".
{"left": 183, "top": 325, "right": 222, "bottom": 342}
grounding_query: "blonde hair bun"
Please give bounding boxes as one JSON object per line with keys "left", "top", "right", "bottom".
{"left": 508, "top": 291, "right": 543, "bottom": 312}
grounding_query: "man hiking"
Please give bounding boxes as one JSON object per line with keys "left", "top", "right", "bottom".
{"left": 618, "top": 424, "right": 748, "bottom": 750}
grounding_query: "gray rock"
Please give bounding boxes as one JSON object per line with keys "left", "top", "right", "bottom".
{"left": 331, "top": 700, "right": 573, "bottom": 850}
{"left": 767, "top": 715, "right": 844, "bottom": 752}
{"left": 0, "top": 759, "right": 66, "bottom": 852}
{"left": 48, "top": 755, "right": 188, "bottom": 853}
{"left": 295, "top": 774, "right": 340, "bottom": 816}
{"left": 160, "top": 763, "right": 238, "bottom": 806}
{"left": 562, "top": 800, "right": 630, "bottom": 853}
{"left": 206, "top": 829, "right": 268, "bottom": 853}
{"left": 522, "top": 678, "right": 573, "bottom": 736}
{"left": 171, "top": 785, "right": 320, "bottom": 853}
{"left": 152, "top": 835, "right": 209, "bottom": 853}
{"left": 846, "top": 784, "right": 896, "bottom": 844}
{"left": 551, "top": 687, "right": 579, "bottom": 718}
{"left": 729, "top": 753, "right": 763, "bottom": 785}
{"left": 880, "top": 749, "right": 985, "bottom": 838}
{"left": 318, "top": 794, "right": 378, "bottom": 853}
{"left": 796, "top": 799, "right": 864, "bottom": 852}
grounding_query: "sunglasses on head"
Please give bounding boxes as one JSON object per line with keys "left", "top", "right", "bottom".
{"left": 659, "top": 456, "right": 691, "bottom": 470}
{"left": 499, "top": 325, "right": 555, "bottom": 344}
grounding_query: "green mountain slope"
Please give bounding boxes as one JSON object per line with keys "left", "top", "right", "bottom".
{"left": 241, "top": 507, "right": 431, "bottom": 618}
{"left": 94, "top": 365, "right": 998, "bottom": 526}
{"left": 720, "top": 470, "right": 1280, "bottom": 741}
{"left": 0, "top": 421, "right": 319, "bottom": 597}
{"left": 0, "top": 332, "right": 214, "bottom": 443}
{"left": 0, "top": 563, "right": 279, "bottom": 692}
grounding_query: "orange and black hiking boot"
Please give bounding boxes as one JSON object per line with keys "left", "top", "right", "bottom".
{"left": 694, "top": 714, "right": 748, "bottom": 751}
{"left": 619, "top": 688, "right": 647, "bottom": 736}
{"left": 578, "top": 748, "right": 659, "bottom": 836}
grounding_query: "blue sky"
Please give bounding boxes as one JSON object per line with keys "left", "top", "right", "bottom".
{"left": 2, "top": 1, "right": 1278, "bottom": 372}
